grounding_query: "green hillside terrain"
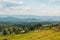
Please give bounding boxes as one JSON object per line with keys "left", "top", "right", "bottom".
{"left": 0, "top": 30, "right": 60, "bottom": 40}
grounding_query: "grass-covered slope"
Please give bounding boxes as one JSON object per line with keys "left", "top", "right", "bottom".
{"left": 0, "top": 30, "right": 60, "bottom": 40}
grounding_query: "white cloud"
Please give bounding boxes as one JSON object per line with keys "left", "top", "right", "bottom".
{"left": 19, "top": 1, "right": 23, "bottom": 4}
{"left": 0, "top": 10, "right": 60, "bottom": 16}
{"left": 0, "top": 0, "right": 24, "bottom": 11}
{"left": 0, "top": 0, "right": 60, "bottom": 16}
{"left": 48, "top": 0, "right": 56, "bottom": 2}
{"left": 48, "top": 0, "right": 60, "bottom": 2}
{"left": 41, "top": 3, "right": 46, "bottom": 7}
{"left": 40, "top": 3, "right": 46, "bottom": 9}
{"left": 1, "top": 0, "right": 24, "bottom": 4}
{"left": 0, "top": 5, "right": 3, "bottom": 8}
{"left": 24, "top": 7, "right": 31, "bottom": 11}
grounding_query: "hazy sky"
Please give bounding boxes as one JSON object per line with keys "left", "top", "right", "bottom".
{"left": 0, "top": 0, "right": 60, "bottom": 16}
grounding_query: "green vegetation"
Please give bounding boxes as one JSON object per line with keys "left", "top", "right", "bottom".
{"left": 0, "top": 22, "right": 60, "bottom": 40}
{"left": 0, "top": 30, "right": 60, "bottom": 40}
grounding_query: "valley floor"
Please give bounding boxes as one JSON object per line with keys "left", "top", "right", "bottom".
{"left": 0, "top": 30, "right": 60, "bottom": 40}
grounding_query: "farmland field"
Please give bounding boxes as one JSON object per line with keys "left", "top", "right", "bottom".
{"left": 0, "top": 30, "right": 60, "bottom": 40}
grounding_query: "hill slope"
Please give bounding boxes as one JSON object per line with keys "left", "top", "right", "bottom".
{"left": 0, "top": 30, "right": 60, "bottom": 40}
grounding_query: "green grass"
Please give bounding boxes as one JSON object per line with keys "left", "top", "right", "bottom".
{"left": 0, "top": 30, "right": 60, "bottom": 40}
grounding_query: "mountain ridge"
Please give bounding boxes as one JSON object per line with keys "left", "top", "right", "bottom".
{"left": 0, "top": 15, "right": 60, "bottom": 22}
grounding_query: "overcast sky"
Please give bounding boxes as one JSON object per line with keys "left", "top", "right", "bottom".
{"left": 0, "top": 0, "right": 60, "bottom": 16}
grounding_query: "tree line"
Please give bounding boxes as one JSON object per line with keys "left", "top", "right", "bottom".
{"left": 0, "top": 23, "right": 60, "bottom": 35}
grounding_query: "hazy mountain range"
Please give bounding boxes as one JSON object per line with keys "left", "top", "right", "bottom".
{"left": 0, "top": 15, "right": 60, "bottom": 22}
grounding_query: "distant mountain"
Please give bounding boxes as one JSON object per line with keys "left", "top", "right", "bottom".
{"left": 0, "top": 15, "right": 60, "bottom": 22}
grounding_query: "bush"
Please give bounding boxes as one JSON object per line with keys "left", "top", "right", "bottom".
{"left": 2, "top": 30, "right": 7, "bottom": 35}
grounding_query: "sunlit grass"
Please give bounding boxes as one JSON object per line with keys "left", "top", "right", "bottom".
{"left": 0, "top": 30, "right": 60, "bottom": 40}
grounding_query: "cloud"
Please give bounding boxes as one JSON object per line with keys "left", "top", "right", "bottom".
{"left": 0, "top": 0, "right": 60, "bottom": 16}
{"left": 0, "top": 0, "right": 24, "bottom": 11}
{"left": 0, "top": 0, "right": 31, "bottom": 12}
{"left": 0, "top": 0, "right": 24, "bottom": 7}
{"left": 1, "top": 0, "right": 24, "bottom": 4}
{"left": 0, "top": 10, "right": 60, "bottom": 16}
{"left": 0, "top": 5, "right": 3, "bottom": 8}
{"left": 19, "top": 1, "right": 24, "bottom": 4}
{"left": 48, "top": 0, "right": 60, "bottom": 2}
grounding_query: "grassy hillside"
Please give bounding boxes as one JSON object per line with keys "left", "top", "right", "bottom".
{"left": 0, "top": 30, "right": 60, "bottom": 40}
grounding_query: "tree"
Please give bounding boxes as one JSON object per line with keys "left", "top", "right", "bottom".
{"left": 2, "top": 30, "right": 7, "bottom": 35}
{"left": 34, "top": 24, "right": 42, "bottom": 30}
